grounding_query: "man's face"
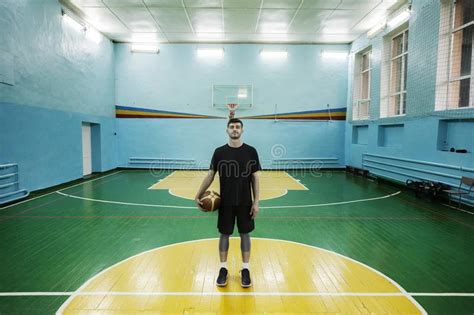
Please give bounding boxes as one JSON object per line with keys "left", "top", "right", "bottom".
{"left": 226, "top": 122, "right": 243, "bottom": 139}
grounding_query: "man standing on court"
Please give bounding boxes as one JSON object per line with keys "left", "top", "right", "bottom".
{"left": 195, "top": 118, "right": 261, "bottom": 288}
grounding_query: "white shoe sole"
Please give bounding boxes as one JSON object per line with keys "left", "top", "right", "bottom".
{"left": 216, "top": 279, "right": 228, "bottom": 287}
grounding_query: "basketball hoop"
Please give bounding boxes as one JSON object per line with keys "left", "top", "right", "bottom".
{"left": 227, "top": 103, "right": 239, "bottom": 119}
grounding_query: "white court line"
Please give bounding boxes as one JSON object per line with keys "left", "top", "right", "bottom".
{"left": 442, "top": 203, "right": 474, "bottom": 215}
{"left": 148, "top": 170, "right": 292, "bottom": 200}
{"left": 55, "top": 191, "right": 401, "bottom": 209}
{"left": 0, "top": 191, "right": 58, "bottom": 211}
{"left": 56, "top": 237, "right": 427, "bottom": 315}
{"left": 56, "top": 191, "right": 197, "bottom": 209}
{"left": 0, "top": 292, "right": 473, "bottom": 297}
{"left": 0, "top": 171, "right": 123, "bottom": 211}
{"left": 147, "top": 170, "right": 176, "bottom": 190}
{"left": 284, "top": 172, "right": 309, "bottom": 190}
{"left": 167, "top": 188, "right": 289, "bottom": 202}
{"left": 262, "top": 191, "right": 401, "bottom": 208}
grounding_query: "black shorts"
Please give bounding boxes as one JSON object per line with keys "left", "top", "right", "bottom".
{"left": 217, "top": 205, "right": 255, "bottom": 235}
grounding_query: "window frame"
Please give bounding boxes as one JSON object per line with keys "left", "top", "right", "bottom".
{"left": 436, "top": 0, "right": 474, "bottom": 110}
{"left": 388, "top": 28, "right": 409, "bottom": 116}
{"left": 352, "top": 49, "right": 372, "bottom": 120}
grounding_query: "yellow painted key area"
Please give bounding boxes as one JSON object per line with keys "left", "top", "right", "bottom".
{"left": 59, "top": 238, "right": 423, "bottom": 314}
{"left": 149, "top": 171, "right": 308, "bottom": 201}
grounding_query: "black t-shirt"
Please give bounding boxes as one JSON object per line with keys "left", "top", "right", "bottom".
{"left": 210, "top": 143, "right": 261, "bottom": 206}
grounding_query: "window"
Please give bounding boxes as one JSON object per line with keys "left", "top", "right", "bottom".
{"left": 380, "top": 25, "right": 409, "bottom": 118}
{"left": 389, "top": 29, "right": 409, "bottom": 116}
{"left": 436, "top": 0, "right": 474, "bottom": 110}
{"left": 353, "top": 50, "right": 372, "bottom": 120}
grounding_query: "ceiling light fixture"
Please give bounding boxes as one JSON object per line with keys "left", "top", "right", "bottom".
{"left": 131, "top": 44, "right": 160, "bottom": 54}
{"left": 62, "top": 12, "right": 84, "bottom": 32}
{"left": 367, "top": 20, "right": 387, "bottom": 38}
{"left": 387, "top": 9, "right": 411, "bottom": 28}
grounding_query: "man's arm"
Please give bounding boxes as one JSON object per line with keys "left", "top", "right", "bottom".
{"left": 195, "top": 169, "right": 216, "bottom": 210}
{"left": 250, "top": 171, "right": 260, "bottom": 219}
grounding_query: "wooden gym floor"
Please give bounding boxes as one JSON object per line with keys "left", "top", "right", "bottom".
{"left": 0, "top": 170, "right": 473, "bottom": 314}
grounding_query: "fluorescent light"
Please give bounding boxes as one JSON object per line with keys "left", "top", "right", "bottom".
{"left": 321, "top": 50, "right": 348, "bottom": 59}
{"left": 62, "top": 13, "right": 84, "bottom": 32}
{"left": 388, "top": 9, "right": 411, "bottom": 28}
{"left": 86, "top": 27, "right": 102, "bottom": 44}
{"left": 367, "top": 20, "right": 386, "bottom": 38}
{"left": 131, "top": 44, "right": 159, "bottom": 54}
{"left": 197, "top": 48, "right": 224, "bottom": 58}
{"left": 259, "top": 50, "right": 287, "bottom": 59}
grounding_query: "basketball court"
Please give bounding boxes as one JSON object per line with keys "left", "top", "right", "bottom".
{"left": 1, "top": 170, "right": 473, "bottom": 313}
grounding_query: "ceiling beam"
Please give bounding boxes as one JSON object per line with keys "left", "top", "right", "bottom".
{"left": 100, "top": 0, "right": 131, "bottom": 32}
{"left": 254, "top": 0, "right": 264, "bottom": 33}
{"left": 181, "top": 0, "right": 196, "bottom": 35}
{"left": 142, "top": 0, "right": 169, "bottom": 43}
{"left": 287, "top": 0, "right": 305, "bottom": 32}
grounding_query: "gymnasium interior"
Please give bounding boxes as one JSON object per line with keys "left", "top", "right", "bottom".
{"left": 0, "top": 0, "right": 473, "bottom": 314}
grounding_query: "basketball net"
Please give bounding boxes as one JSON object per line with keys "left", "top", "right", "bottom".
{"left": 227, "top": 103, "right": 239, "bottom": 119}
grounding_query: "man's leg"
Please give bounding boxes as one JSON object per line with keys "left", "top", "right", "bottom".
{"left": 219, "top": 233, "right": 230, "bottom": 264}
{"left": 236, "top": 205, "right": 254, "bottom": 288}
{"left": 216, "top": 206, "right": 235, "bottom": 287}
{"left": 240, "top": 233, "right": 252, "bottom": 288}
{"left": 216, "top": 233, "right": 230, "bottom": 287}
{"left": 240, "top": 232, "right": 251, "bottom": 265}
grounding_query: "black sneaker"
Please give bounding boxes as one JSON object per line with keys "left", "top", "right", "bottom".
{"left": 240, "top": 268, "right": 252, "bottom": 288}
{"left": 216, "top": 267, "right": 228, "bottom": 287}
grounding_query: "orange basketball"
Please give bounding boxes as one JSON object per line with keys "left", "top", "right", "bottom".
{"left": 199, "top": 190, "right": 221, "bottom": 212}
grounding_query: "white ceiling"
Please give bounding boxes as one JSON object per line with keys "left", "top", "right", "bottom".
{"left": 61, "top": 0, "right": 407, "bottom": 44}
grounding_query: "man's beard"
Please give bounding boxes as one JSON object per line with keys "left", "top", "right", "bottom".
{"left": 230, "top": 133, "right": 241, "bottom": 139}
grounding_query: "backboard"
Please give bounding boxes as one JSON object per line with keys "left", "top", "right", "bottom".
{"left": 212, "top": 84, "right": 253, "bottom": 110}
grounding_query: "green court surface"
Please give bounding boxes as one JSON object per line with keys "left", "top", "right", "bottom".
{"left": 0, "top": 170, "right": 473, "bottom": 314}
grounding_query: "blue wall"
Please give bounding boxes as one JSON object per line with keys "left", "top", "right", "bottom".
{"left": 117, "top": 118, "right": 345, "bottom": 169}
{"left": 114, "top": 44, "right": 349, "bottom": 115}
{"left": 115, "top": 43, "right": 349, "bottom": 168}
{"left": 0, "top": 104, "right": 118, "bottom": 192}
{"left": 345, "top": 0, "right": 474, "bottom": 193}
{"left": 0, "top": 0, "right": 117, "bottom": 192}
{"left": 3, "top": 0, "right": 473, "bottom": 197}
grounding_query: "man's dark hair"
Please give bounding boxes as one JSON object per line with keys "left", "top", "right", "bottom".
{"left": 227, "top": 118, "right": 243, "bottom": 127}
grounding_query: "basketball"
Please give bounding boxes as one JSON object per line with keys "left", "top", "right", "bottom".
{"left": 199, "top": 190, "right": 221, "bottom": 212}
